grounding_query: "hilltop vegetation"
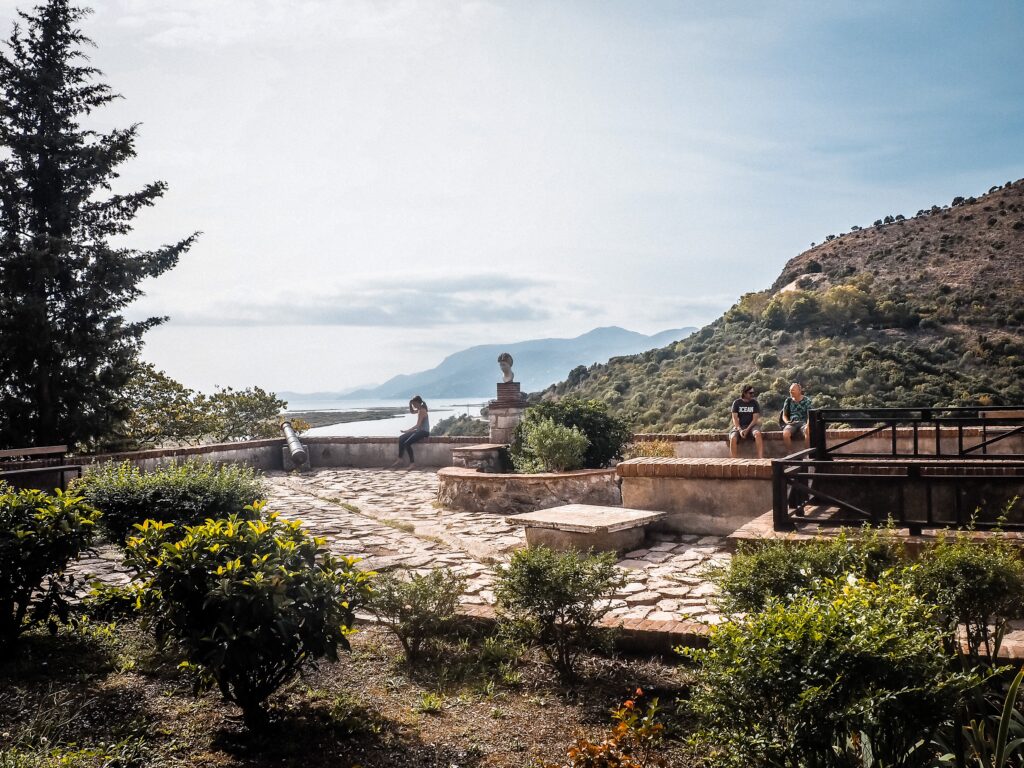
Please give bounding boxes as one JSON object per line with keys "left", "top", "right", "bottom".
{"left": 542, "top": 179, "right": 1024, "bottom": 432}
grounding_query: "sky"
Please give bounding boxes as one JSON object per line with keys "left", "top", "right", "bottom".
{"left": 5, "top": 0, "right": 1023, "bottom": 394}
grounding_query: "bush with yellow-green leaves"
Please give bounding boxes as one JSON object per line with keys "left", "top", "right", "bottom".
{"left": 125, "top": 504, "right": 372, "bottom": 728}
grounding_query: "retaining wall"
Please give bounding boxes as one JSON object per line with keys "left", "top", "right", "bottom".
{"left": 618, "top": 457, "right": 773, "bottom": 535}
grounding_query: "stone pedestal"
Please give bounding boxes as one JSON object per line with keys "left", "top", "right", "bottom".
{"left": 489, "top": 381, "right": 526, "bottom": 444}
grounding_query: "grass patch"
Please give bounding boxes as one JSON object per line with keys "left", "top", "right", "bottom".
{"left": 380, "top": 519, "right": 415, "bottom": 534}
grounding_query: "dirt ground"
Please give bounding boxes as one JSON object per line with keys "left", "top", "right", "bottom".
{"left": 0, "top": 621, "right": 698, "bottom": 767}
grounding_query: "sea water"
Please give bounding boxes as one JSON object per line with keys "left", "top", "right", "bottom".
{"left": 286, "top": 397, "right": 490, "bottom": 437}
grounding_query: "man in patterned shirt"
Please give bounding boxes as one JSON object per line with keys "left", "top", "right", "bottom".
{"left": 782, "top": 382, "right": 812, "bottom": 450}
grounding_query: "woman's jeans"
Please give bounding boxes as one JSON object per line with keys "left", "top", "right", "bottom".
{"left": 398, "top": 429, "right": 429, "bottom": 462}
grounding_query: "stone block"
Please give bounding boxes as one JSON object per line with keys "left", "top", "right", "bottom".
{"left": 507, "top": 503, "right": 668, "bottom": 555}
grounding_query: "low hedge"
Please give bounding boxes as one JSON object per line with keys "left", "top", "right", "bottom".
{"left": 74, "top": 459, "right": 266, "bottom": 543}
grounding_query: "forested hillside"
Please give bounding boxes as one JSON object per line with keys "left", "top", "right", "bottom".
{"left": 541, "top": 179, "right": 1024, "bottom": 432}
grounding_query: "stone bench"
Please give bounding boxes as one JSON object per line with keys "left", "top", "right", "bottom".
{"left": 506, "top": 503, "right": 667, "bottom": 554}
{"left": 617, "top": 457, "right": 773, "bottom": 536}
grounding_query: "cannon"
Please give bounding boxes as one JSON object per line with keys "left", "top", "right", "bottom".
{"left": 280, "top": 420, "right": 309, "bottom": 470}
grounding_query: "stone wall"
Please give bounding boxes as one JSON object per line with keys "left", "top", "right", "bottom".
{"left": 304, "top": 436, "right": 479, "bottom": 468}
{"left": 437, "top": 466, "right": 621, "bottom": 516}
{"left": 618, "top": 458, "right": 773, "bottom": 536}
{"left": 77, "top": 435, "right": 483, "bottom": 473}
{"left": 80, "top": 439, "right": 285, "bottom": 472}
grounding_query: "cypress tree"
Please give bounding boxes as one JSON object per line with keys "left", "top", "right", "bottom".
{"left": 0, "top": 1, "right": 195, "bottom": 449}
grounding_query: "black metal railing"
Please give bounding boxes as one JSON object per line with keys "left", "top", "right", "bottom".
{"left": 0, "top": 445, "right": 82, "bottom": 491}
{"left": 807, "top": 406, "right": 1024, "bottom": 460}
{"left": 772, "top": 453, "right": 1024, "bottom": 534}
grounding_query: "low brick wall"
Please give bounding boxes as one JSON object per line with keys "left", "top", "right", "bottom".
{"left": 618, "top": 457, "right": 773, "bottom": 536}
{"left": 437, "top": 466, "right": 621, "bottom": 516}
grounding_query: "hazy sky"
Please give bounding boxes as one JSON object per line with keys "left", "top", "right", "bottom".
{"left": 5, "top": 0, "right": 1023, "bottom": 393}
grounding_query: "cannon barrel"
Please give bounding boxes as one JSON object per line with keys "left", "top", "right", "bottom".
{"left": 280, "top": 420, "right": 308, "bottom": 465}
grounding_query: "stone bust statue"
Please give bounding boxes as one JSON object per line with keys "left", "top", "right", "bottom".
{"left": 497, "top": 352, "right": 514, "bottom": 383}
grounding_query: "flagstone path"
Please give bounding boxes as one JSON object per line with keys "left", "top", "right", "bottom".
{"left": 73, "top": 468, "right": 731, "bottom": 625}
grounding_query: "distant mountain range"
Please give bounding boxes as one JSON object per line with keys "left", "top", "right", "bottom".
{"left": 281, "top": 326, "right": 695, "bottom": 401}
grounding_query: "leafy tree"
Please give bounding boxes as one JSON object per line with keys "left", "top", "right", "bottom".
{"left": 110, "top": 363, "right": 212, "bottom": 449}
{"left": 430, "top": 413, "right": 489, "bottom": 437}
{"left": 0, "top": 1, "right": 196, "bottom": 450}
{"left": 106, "top": 365, "right": 289, "bottom": 449}
{"left": 205, "top": 385, "right": 286, "bottom": 442}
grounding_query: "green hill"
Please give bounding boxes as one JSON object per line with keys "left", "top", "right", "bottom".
{"left": 540, "top": 179, "right": 1024, "bottom": 432}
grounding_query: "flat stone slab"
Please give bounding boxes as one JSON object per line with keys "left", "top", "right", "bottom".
{"left": 507, "top": 504, "right": 667, "bottom": 533}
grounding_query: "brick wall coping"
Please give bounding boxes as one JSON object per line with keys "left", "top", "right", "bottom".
{"left": 617, "top": 457, "right": 774, "bottom": 480}
{"left": 454, "top": 603, "right": 710, "bottom": 654}
{"left": 78, "top": 438, "right": 286, "bottom": 464}
{"left": 456, "top": 604, "right": 1024, "bottom": 659}
{"left": 437, "top": 466, "right": 617, "bottom": 482}
{"left": 631, "top": 426, "right": 1011, "bottom": 442}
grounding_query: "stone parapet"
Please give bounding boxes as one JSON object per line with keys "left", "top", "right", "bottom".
{"left": 617, "top": 457, "right": 773, "bottom": 479}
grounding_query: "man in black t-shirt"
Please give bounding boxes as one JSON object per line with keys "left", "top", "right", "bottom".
{"left": 729, "top": 385, "right": 764, "bottom": 458}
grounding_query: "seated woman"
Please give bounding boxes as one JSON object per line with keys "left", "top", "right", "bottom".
{"left": 392, "top": 395, "right": 430, "bottom": 468}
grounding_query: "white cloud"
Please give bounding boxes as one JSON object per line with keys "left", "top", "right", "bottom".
{"left": 130, "top": 271, "right": 579, "bottom": 327}
{"left": 98, "top": 0, "right": 500, "bottom": 49}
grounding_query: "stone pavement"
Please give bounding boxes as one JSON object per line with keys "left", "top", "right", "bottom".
{"left": 72, "top": 468, "right": 731, "bottom": 626}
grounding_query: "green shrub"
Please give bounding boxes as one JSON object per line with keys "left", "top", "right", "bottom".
{"left": 80, "top": 582, "right": 142, "bottom": 623}
{"left": 687, "top": 576, "right": 976, "bottom": 767}
{"left": 714, "top": 527, "right": 903, "bottom": 613}
{"left": 430, "top": 413, "right": 489, "bottom": 437}
{"left": 75, "top": 459, "right": 266, "bottom": 543}
{"left": 511, "top": 417, "right": 589, "bottom": 473}
{"left": 124, "top": 506, "right": 372, "bottom": 728}
{"left": 369, "top": 567, "right": 468, "bottom": 663}
{"left": 514, "top": 398, "right": 631, "bottom": 469}
{"left": 905, "top": 530, "right": 1024, "bottom": 662}
{"left": 933, "top": 667, "right": 1024, "bottom": 766}
{"left": 495, "top": 546, "right": 625, "bottom": 679}
{"left": 0, "top": 486, "right": 100, "bottom": 651}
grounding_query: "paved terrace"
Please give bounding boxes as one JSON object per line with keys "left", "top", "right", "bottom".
{"left": 75, "top": 468, "right": 730, "bottom": 644}
{"left": 71, "top": 466, "right": 1024, "bottom": 658}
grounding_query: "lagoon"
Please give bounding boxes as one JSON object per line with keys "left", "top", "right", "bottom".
{"left": 286, "top": 397, "right": 489, "bottom": 437}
